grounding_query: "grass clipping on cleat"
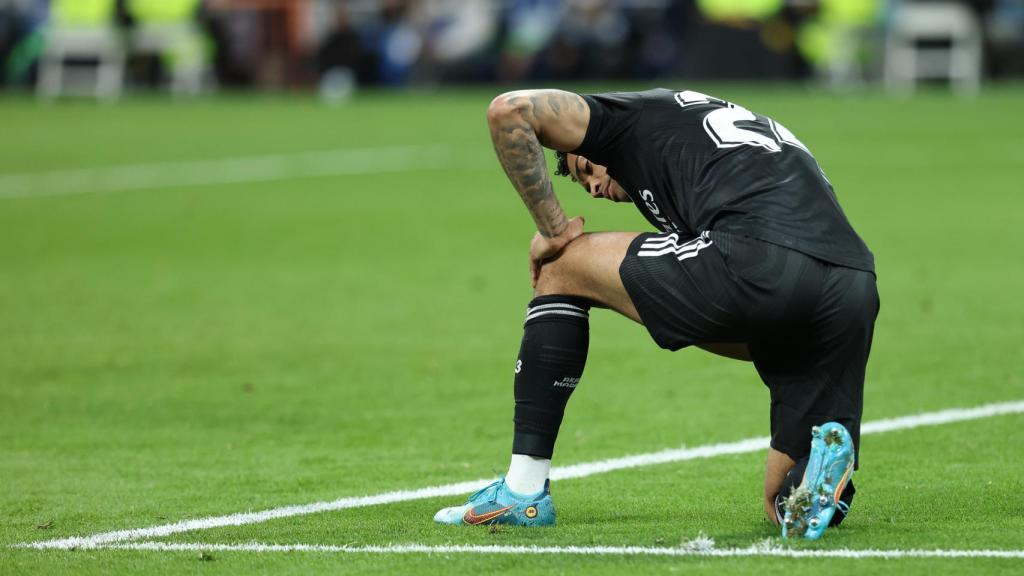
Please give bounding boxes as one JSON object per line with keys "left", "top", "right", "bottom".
{"left": 827, "top": 428, "right": 843, "bottom": 446}
{"left": 783, "top": 486, "right": 813, "bottom": 534}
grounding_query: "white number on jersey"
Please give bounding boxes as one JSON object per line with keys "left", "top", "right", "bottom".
{"left": 704, "top": 107, "right": 781, "bottom": 152}
{"left": 674, "top": 91, "right": 813, "bottom": 157}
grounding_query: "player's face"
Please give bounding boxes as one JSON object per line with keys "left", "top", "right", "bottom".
{"left": 566, "top": 154, "right": 630, "bottom": 203}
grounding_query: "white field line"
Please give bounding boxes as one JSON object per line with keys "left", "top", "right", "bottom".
{"left": 100, "top": 541, "right": 1024, "bottom": 560}
{"left": 20, "top": 399, "right": 1024, "bottom": 551}
{"left": 0, "top": 144, "right": 451, "bottom": 199}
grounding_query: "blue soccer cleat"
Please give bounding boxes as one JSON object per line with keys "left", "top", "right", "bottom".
{"left": 782, "top": 422, "right": 855, "bottom": 541}
{"left": 433, "top": 478, "right": 555, "bottom": 527}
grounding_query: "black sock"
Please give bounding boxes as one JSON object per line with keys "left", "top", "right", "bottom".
{"left": 512, "top": 295, "right": 591, "bottom": 459}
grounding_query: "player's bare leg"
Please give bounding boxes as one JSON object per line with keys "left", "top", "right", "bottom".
{"left": 535, "top": 232, "right": 751, "bottom": 361}
{"left": 764, "top": 448, "right": 797, "bottom": 525}
{"left": 533, "top": 231, "right": 642, "bottom": 315}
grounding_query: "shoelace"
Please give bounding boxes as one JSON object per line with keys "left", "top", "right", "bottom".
{"left": 468, "top": 479, "right": 503, "bottom": 504}
{"left": 836, "top": 499, "right": 850, "bottom": 517}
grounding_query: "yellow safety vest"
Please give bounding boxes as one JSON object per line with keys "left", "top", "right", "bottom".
{"left": 798, "top": 0, "right": 880, "bottom": 65}
{"left": 696, "top": 0, "right": 784, "bottom": 22}
{"left": 821, "top": 0, "right": 878, "bottom": 26}
{"left": 51, "top": 0, "right": 116, "bottom": 26}
{"left": 127, "top": 0, "right": 201, "bottom": 24}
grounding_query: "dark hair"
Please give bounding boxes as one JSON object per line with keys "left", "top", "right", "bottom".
{"left": 554, "top": 151, "right": 571, "bottom": 178}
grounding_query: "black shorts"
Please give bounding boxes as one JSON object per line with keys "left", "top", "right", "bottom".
{"left": 619, "top": 230, "right": 879, "bottom": 464}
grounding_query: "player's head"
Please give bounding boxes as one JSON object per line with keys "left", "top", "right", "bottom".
{"left": 555, "top": 151, "right": 630, "bottom": 203}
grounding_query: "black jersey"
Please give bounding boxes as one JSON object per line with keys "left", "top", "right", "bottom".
{"left": 574, "top": 89, "right": 875, "bottom": 273}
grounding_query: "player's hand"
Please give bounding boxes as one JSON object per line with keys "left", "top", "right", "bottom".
{"left": 529, "top": 216, "right": 585, "bottom": 288}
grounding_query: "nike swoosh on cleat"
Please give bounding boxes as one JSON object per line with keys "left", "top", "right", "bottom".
{"left": 462, "top": 505, "right": 514, "bottom": 525}
{"left": 833, "top": 461, "right": 854, "bottom": 501}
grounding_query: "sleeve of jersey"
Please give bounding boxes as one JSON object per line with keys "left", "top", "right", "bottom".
{"left": 573, "top": 92, "right": 645, "bottom": 166}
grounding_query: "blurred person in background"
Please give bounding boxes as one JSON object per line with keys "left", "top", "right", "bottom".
{"left": 0, "top": 0, "right": 35, "bottom": 85}
{"left": 792, "top": 0, "right": 884, "bottom": 89}
{"left": 624, "top": 0, "right": 691, "bottom": 79}
{"left": 317, "top": 4, "right": 363, "bottom": 101}
{"left": 417, "top": 0, "right": 498, "bottom": 83}
{"left": 202, "top": 2, "right": 260, "bottom": 87}
{"left": 539, "top": 0, "right": 631, "bottom": 80}
{"left": 316, "top": 0, "right": 497, "bottom": 92}
{"left": 0, "top": 2, "right": 15, "bottom": 84}
{"left": 123, "top": 0, "right": 208, "bottom": 93}
{"left": 681, "top": 0, "right": 801, "bottom": 79}
{"left": 362, "top": 0, "right": 421, "bottom": 86}
{"left": 27, "top": 0, "right": 209, "bottom": 96}
{"left": 496, "top": 0, "right": 563, "bottom": 83}
{"left": 35, "top": 0, "right": 130, "bottom": 98}
{"left": 986, "top": 0, "right": 1024, "bottom": 76}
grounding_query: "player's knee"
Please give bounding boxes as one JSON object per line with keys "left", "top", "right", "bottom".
{"left": 533, "top": 259, "right": 572, "bottom": 297}
{"left": 533, "top": 237, "right": 586, "bottom": 297}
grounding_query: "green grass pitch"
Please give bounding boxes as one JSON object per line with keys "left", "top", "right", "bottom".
{"left": 1, "top": 85, "right": 1022, "bottom": 574}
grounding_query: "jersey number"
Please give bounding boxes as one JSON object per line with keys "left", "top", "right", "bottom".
{"left": 676, "top": 90, "right": 811, "bottom": 156}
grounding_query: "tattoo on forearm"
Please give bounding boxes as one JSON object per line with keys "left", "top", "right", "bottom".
{"left": 489, "top": 92, "right": 580, "bottom": 238}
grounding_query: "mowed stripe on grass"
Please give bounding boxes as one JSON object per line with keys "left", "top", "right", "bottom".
{"left": 19, "top": 399, "right": 1024, "bottom": 551}
{"left": 0, "top": 145, "right": 452, "bottom": 199}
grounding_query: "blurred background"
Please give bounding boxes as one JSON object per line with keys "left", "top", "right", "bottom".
{"left": 1, "top": 0, "right": 1021, "bottom": 99}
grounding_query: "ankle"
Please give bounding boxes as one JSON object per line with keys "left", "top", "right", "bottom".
{"left": 505, "top": 454, "right": 550, "bottom": 495}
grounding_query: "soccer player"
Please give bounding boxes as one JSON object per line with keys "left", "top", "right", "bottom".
{"left": 433, "top": 89, "right": 879, "bottom": 539}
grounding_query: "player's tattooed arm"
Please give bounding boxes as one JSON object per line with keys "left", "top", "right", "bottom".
{"left": 486, "top": 90, "right": 589, "bottom": 238}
